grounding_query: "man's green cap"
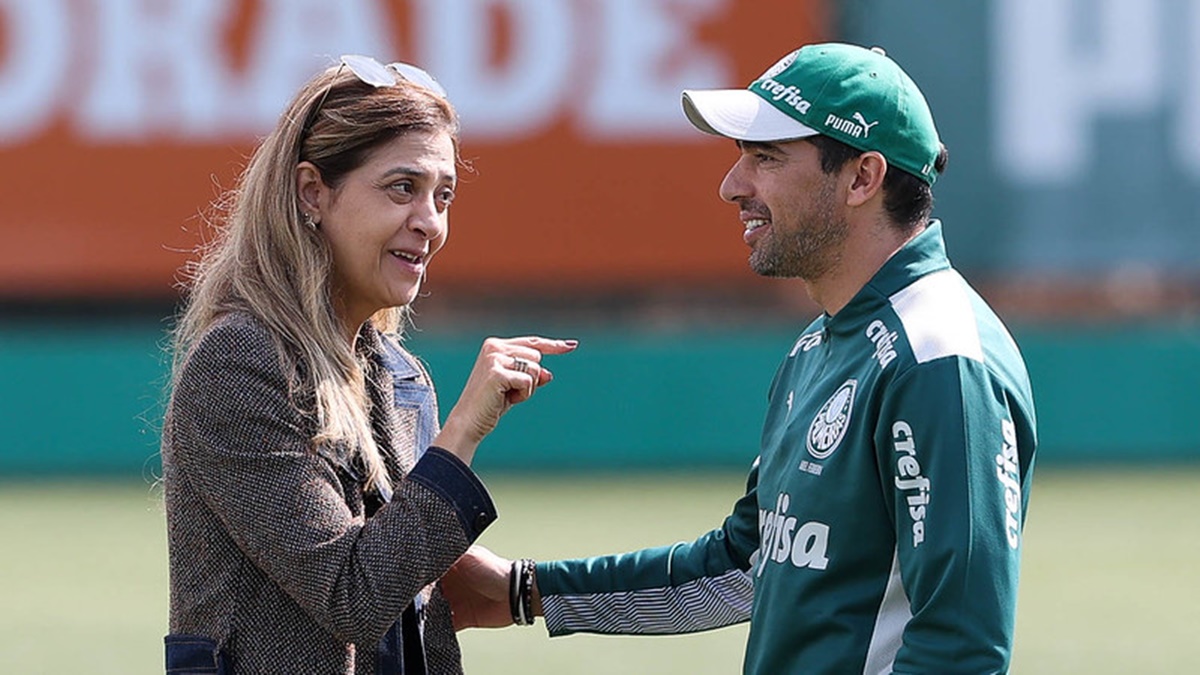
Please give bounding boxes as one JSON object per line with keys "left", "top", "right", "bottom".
{"left": 682, "top": 43, "right": 942, "bottom": 185}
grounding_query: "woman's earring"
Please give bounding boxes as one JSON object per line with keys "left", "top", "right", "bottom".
{"left": 304, "top": 212, "right": 320, "bottom": 230}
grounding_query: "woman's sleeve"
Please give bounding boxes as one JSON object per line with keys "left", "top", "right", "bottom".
{"left": 170, "top": 320, "right": 495, "bottom": 644}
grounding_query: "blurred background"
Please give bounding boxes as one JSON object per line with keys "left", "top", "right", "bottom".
{"left": 1, "top": 0, "right": 1198, "bottom": 672}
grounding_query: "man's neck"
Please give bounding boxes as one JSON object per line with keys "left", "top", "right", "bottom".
{"left": 806, "top": 220, "right": 924, "bottom": 317}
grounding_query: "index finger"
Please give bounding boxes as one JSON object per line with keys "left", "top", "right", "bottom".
{"left": 505, "top": 336, "right": 579, "bottom": 355}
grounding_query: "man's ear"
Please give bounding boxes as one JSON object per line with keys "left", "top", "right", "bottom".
{"left": 295, "top": 161, "right": 325, "bottom": 219}
{"left": 845, "top": 152, "right": 887, "bottom": 208}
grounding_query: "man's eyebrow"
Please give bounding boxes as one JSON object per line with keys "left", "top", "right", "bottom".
{"left": 736, "top": 140, "right": 782, "bottom": 153}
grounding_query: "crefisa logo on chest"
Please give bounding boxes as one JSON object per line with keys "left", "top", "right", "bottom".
{"left": 806, "top": 379, "right": 857, "bottom": 460}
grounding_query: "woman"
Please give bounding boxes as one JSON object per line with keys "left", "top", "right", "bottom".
{"left": 161, "top": 55, "right": 574, "bottom": 674}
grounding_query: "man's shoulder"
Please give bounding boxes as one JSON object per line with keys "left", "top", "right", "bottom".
{"left": 880, "top": 269, "right": 1031, "bottom": 398}
{"left": 886, "top": 268, "right": 999, "bottom": 366}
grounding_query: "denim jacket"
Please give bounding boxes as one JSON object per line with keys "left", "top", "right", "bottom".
{"left": 374, "top": 340, "right": 440, "bottom": 674}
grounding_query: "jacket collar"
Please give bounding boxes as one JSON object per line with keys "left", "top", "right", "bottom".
{"left": 357, "top": 323, "right": 421, "bottom": 381}
{"left": 825, "top": 220, "right": 951, "bottom": 332}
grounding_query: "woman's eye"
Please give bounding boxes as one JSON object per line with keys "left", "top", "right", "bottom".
{"left": 437, "top": 187, "right": 456, "bottom": 206}
{"left": 388, "top": 181, "right": 415, "bottom": 199}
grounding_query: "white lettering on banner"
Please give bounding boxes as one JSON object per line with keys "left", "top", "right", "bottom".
{"left": 241, "top": 0, "right": 395, "bottom": 130}
{"left": 414, "top": 0, "right": 572, "bottom": 138}
{"left": 1183, "top": 0, "right": 1200, "bottom": 173}
{"left": 0, "top": 0, "right": 69, "bottom": 142}
{"left": 991, "top": 0, "right": 1200, "bottom": 182}
{"left": 79, "top": 0, "right": 234, "bottom": 138}
{"left": 585, "top": 0, "right": 728, "bottom": 137}
{"left": 0, "top": 0, "right": 733, "bottom": 144}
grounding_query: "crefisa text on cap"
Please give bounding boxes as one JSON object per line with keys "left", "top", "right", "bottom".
{"left": 757, "top": 77, "right": 811, "bottom": 115}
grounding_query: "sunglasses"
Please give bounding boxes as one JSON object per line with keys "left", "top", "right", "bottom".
{"left": 304, "top": 54, "right": 448, "bottom": 135}
{"left": 338, "top": 54, "right": 447, "bottom": 97}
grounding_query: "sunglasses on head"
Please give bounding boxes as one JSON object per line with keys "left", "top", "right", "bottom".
{"left": 304, "top": 54, "right": 448, "bottom": 135}
{"left": 338, "top": 54, "right": 447, "bottom": 97}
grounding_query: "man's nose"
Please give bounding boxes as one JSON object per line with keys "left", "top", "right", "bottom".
{"left": 718, "top": 157, "right": 750, "bottom": 204}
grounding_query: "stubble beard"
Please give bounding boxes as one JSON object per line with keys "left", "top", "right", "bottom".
{"left": 749, "top": 181, "right": 847, "bottom": 280}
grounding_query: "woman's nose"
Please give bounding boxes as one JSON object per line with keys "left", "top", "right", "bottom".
{"left": 408, "top": 195, "right": 446, "bottom": 240}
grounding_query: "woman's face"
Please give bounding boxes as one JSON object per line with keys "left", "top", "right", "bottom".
{"left": 308, "top": 129, "right": 457, "bottom": 330}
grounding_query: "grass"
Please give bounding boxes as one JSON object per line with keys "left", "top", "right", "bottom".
{"left": 1008, "top": 467, "right": 1200, "bottom": 672}
{"left": 1, "top": 466, "right": 1197, "bottom": 673}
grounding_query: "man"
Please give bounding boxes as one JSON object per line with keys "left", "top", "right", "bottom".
{"left": 445, "top": 42, "right": 1037, "bottom": 674}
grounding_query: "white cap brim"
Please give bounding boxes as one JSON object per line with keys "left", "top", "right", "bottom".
{"left": 682, "top": 89, "right": 819, "bottom": 141}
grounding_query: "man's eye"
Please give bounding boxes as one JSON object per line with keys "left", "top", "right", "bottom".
{"left": 437, "top": 187, "right": 456, "bottom": 205}
{"left": 389, "top": 181, "right": 415, "bottom": 196}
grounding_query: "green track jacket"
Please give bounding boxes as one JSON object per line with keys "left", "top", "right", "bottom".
{"left": 536, "top": 222, "right": 1037, "bottom": 674}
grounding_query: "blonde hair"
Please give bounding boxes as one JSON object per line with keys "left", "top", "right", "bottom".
{"left": 172, "top": 62, "right": 461, "bottom": 492}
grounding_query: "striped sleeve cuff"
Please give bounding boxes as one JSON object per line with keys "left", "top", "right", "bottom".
{"left": 538, "top": 565, "right": 754, "bottom": 636}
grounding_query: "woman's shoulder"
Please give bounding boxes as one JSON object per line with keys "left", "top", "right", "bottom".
{"left": 170, "top": 311, "right": 298, "bottom": 420}
{"left": 181, "top": 310, "right": 284, "bottom": 376}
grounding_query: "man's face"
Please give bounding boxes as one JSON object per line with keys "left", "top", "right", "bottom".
{"left": 718, "top": 139, "right": 848, "bottom": 280}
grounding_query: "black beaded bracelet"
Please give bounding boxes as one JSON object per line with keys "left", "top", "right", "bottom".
{"left": 518, "top": 558, "right": 536, "bottom": 625}
{"left": 509, "top": 558, "right": 537, "bottom": 626}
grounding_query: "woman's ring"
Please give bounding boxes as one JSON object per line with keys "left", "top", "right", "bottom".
{"left": 512, "top": 357, "right": 532, "bottom": 374}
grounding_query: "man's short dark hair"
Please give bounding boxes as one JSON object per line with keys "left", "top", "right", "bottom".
{"left": 805, "top": 135, "right": 949, "bottom": 231}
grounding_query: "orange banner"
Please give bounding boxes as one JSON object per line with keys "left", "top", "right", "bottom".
{"left": 0, "top": 0, "right": 827, "bottom": 299}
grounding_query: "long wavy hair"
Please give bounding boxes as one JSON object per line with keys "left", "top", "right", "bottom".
{"left": 171, "top": 61, "right": 461, "bottom": 492}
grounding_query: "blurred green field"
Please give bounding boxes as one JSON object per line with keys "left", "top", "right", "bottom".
{"left": 1, "top": 467, "right": 1198, "bottom": 673}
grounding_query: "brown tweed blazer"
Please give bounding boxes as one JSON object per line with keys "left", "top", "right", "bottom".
{"left": 162, "top": 311, "right": 495, "bottom": 674}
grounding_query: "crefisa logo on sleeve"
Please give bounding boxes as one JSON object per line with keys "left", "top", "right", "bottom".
{"left": 995, "top": 419, "right": 1022, "bottom": 549}
{"left": 806, "top": 380, "right": 857, "bottom": 459}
